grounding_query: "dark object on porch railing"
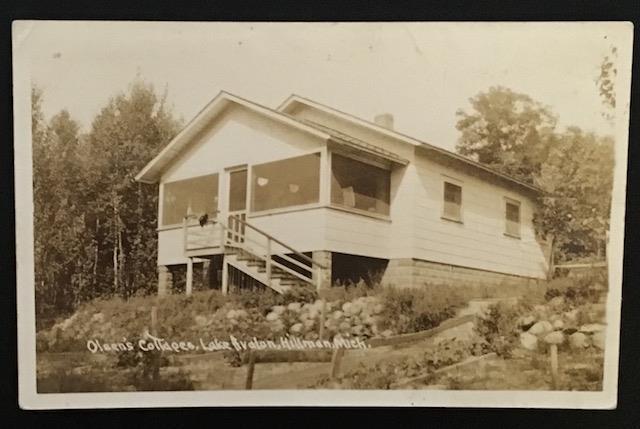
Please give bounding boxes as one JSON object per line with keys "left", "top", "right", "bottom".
{"left": 198, "top": 213, "right": 209, "bottom": 227}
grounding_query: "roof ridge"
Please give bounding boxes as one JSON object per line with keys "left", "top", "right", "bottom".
{"left": 279, "top": 93, "right": 542, "bottom": 193}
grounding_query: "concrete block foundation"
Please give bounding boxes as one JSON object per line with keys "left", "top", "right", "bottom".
{"left": 380, "top": 258, "right": 542, "bottom": 290}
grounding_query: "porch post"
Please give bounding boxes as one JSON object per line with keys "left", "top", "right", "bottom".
{"left": 221, "top": 255, "right": 229, "bottom": 295}
{"left": 312, "top": 250, "right": 332, "bottom": 291}
{"left": 186, "top": 257, "right": 194, "bottom": 295}
{"left": 158, "top": 265, "right": 173, "bottom": 296}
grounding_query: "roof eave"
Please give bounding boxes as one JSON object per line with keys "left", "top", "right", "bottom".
{"left": 135, "top": 91, "right": 331, "bottom": 184}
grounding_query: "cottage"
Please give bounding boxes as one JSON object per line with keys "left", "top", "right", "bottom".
{"left": 136, "top": 92, "right": 550, "bottom": 295}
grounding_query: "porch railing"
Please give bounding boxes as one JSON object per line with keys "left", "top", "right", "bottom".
{"left": 182, "top": 211, "right": 226, "bottom": 254}
{"left": 182, "top": 212, "right": 328, "bottom": 290}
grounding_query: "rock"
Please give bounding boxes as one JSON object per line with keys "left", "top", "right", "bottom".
{"left": 569, "top": 332, "right": 590, "bottom": 349}
{"left": 381, "top": 329, "right": 393, "bottom": 338}
{"left": 528, "top": 321, "right": 553, "bottom": 336}
{"left": 272, "top": 305, "right": 286, "bottom": 314}
{"left": 235, "top": 309, "right": 248, "bottom": 318}
{"left": 270, "top": 320, "right": 285, "bottom": 332}
{"left": 332, "top": 310, "right": 344, "bottom": 320}
{"left": 266, "top": 312, "right": 279, "bottom": 322}
{"left": 290, "top": 323, "right": 303, "bottom": 333}
{"left": 520, "top": 332, "right": 538, "bottom": 350}
{"left": 373, "top": 303, "right": 385, "bottom": 315}
{"left": 226, "top": 310, "right": 237, "bottom": 319}
{"left": 552, "top": 319, "right": 564, "bottom": 330}
{"left": 543, "top": 330, "right": 564, "bottom": 345}
{"left": 287, "top": 302, "right": 302, "bottom": 312}
{"left": 338, "top": 321, "right": 351, "bottom": 332}
{"left": 346, "top": 303, "right": 362, "bottom": 316}
{"left": 91, "top": 313, "right": 105, "bottom": 324}
{"left": 518, "top": 315, "right": 536, "bottom": 331}
{"left": 579, "top": 323, "right": 605, "bottom": 334}
{"left": 592, "top": 331, "right": 605, "bottom": 350}
{"left": 194, "top": 315, "right": 208, "bottom": 326}
{"left": 534, "top": 304, "right": 547, "bottom": 313}
{"left": 549, "top": 296, "right": 565, "bottom": 308}
{"left": 563, "top": 309, "right": 579, "bottom": 324}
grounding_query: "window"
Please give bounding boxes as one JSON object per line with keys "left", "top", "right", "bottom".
{"left": 505, "top": 199, "right": 521, "bottom": 238}
{"left": 162, "top": 174, "right": 219, "bottom": 226}
{"left": 442, "top": 181, "right": 462, "bottom": 222}
{"left": 228, "top": 169, "right": 248, "bottom": 212}
{"left": 331, "top": 153, "right": 391, "bottom": 216}
{"left": 250, "top": 153, "right": 320, "bottom": 212}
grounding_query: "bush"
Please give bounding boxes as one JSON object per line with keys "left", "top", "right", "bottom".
{"left": 320, "top": 280, "right": 378, "bottom": 302}
{"left": 378, "top": 287, "right": 465, "bottom": 334}
{"left": 544, "top": 273, "right": 604, "bottom": 308}
{"left": 474, "top": 301, "right": 522, "bottom": 357}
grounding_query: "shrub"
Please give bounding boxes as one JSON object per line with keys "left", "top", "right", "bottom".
{"left": 321, "top": 279, "right": 378, "bottom": 302}
{"left": 544, "top": 273, "right": 603, "bottom": 308}
{"left": 378, "top": 287, "right": 465, "bottom": 334}
{"left": 474, "top": 301, "right": 522, "bottom": 357}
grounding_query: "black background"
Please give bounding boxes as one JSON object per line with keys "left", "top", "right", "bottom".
{"left": 1, "top": 1, "right": 638, "bottom": 427}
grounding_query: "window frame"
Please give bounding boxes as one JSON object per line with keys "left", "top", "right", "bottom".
{"left": 329, "top": 151, "right": 392, "bottom": 219}
{"left": 248, "top": 151, "right": 323, "bottom": 216}
{"left": 441, "top": 178, "right": 464, "bottom": 224}
{"left": 159, "top": 172, "right": 220, "bottom": 228}
{"left": 504, "top": 197, "right": 522, "bottom": 239}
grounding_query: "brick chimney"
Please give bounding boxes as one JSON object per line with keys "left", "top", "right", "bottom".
{"left": 374, "top": 113, "right": 394, "bottom": 130}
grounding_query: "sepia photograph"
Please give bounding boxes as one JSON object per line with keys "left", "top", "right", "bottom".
{"left": 13, "top": 21, "right": 633, "bottom": 408}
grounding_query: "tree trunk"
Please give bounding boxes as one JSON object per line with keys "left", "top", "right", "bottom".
{"left": 113, "top": 196, "right": 119, "bottom": 294}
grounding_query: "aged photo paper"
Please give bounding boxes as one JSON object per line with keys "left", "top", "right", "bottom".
{"left": 13, "top": 21, "right": 633, "bottom": 408}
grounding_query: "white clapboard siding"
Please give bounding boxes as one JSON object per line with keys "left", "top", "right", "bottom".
{"left": 412, "top": 156, "right": 548, "bottom": 279}
{"left": 161, "top": 105, "right": 324, "bottom": 183}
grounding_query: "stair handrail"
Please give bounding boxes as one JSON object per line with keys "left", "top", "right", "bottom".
{"left": 227, "top": 214, "right": 328, "bottom": 270}
{"left": 183, "top": 211, "right": 327, "bottom": 291}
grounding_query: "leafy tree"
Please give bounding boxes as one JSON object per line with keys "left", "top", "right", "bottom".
{"left": 32, "top": 87, "right": 88, "bottom": 322}
{"left": 84, "top": 79, "right": 182, "bottom": 298}
{"left": 596, "top": 45, "right": 617, "bottom": 122}
{"left": 455, "top": 87, "right": 614, "bottom": 262}
{"left": 32, "top": 79, "right": 182, "bottom": 322}
{"left": 455, "top": 86, "right": 557, "bottom": 183}
{"left": 534, "top": 128, "right": 614, "bottom": 259}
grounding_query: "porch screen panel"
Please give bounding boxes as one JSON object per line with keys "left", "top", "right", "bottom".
{"left": 331, "top": 154, "right": 390, "bottom": 215}
{"left": 250, "top": 153, "right": 321, "bottom": 212}
{"left": 162, "top": 174, "right": 219, "bottom": 226}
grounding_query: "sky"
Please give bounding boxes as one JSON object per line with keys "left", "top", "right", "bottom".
{"left": 16, "top": 21, "right": 623, "bottom": 151}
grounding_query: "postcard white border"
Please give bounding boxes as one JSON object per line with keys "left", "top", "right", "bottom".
{"left": 13, "top": 20, "right": 633, "bottom": 409}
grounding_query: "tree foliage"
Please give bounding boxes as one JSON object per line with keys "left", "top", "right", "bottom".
{"left": 455, "top": 87, "right": 614, "bottom": 261}
{"left": 32, "top": 80, "right": 182, "bottom": 324}
{"left": 455, "top": 86, "right": 557, "bottom": 183}
{"left": 596, "top": 45, "right": 617, "bottom": 121}
{"left": 534, "top": 129, "right": 614, "bottom": 258}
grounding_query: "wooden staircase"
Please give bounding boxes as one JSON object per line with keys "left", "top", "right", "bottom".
{"left": 225, "top": 247, "right": 310, "bottom": 294}
{"left": 183, "top": 213, "right": 327, "bottom": 294}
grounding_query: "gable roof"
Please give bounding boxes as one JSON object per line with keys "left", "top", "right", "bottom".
{"left": 135, "top": 91, "right": 332, "bottom": 183}
{"left": 137, "top": 91, "right": 542, "bottom": 195}
{"left": 278, "top": 94, "right": 542, "bottom": 195}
